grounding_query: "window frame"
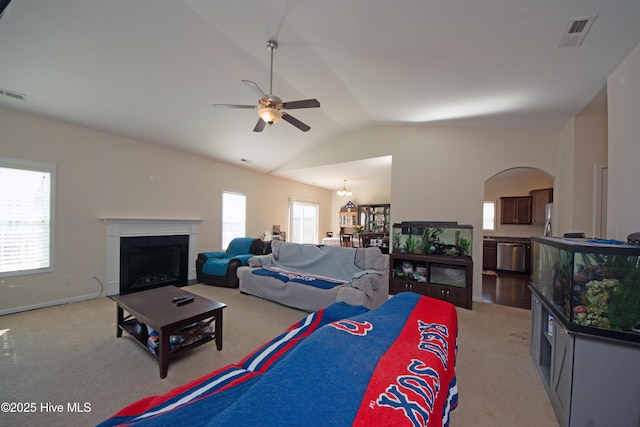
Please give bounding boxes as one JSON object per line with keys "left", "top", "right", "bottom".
{"left": 0, "top": 157, "right": 56, "bottom": 277}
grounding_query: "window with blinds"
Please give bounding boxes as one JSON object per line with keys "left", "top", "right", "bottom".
{"left": 222, "top": 191, "right": 246, "bottom": 251}
{"left": 0, "top": 158, "right": 55, "bottom": 276}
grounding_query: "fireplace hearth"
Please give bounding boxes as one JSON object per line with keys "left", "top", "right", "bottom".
{"left": 119, "top": 235, "right": 189, "bottom": 295}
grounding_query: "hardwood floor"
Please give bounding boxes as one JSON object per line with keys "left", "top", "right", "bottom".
{"left": 482, "top": 271, "right": 532, "bottom": 310}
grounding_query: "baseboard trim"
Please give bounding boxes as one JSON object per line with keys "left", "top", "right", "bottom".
{"left": 0, "top": 292, "right": 103, "bottom": 316}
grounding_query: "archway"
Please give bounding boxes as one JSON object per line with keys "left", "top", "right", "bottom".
{"left": 481, "top": 167, "right": 554, "bottom": 308}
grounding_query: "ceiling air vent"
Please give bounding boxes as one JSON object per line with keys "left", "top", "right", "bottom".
{"left": 558, "top": 16, "right": 597, "bottom": 48}
{"left": 0, "top": 88, "right": 26, "bottom": 101}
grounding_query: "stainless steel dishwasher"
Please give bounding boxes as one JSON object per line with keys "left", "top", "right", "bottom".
{"left": 496, "top": 242, "right": 526, "bottom": 272}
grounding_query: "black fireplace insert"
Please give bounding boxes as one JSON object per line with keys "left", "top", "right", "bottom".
{"left": 119, "top": 235, "right": 189, "bottom": 294}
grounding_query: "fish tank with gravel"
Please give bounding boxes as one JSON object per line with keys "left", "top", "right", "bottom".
{"left": 391, "top": 221, "right": 472, "bottom": 257}
{"left": 531, "top": 236, "right": 640, "bottom": 343}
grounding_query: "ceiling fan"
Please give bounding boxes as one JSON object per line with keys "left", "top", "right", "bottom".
{"left": 212, "top": 40, "right": 320, "bottom": 132}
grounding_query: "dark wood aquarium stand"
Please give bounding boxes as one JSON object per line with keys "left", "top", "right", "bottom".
{"left": 389, "top": 252, "right": 473, "bottom": 309}
{"left": 111, "top": 285, "right": 226, "bottom": 378}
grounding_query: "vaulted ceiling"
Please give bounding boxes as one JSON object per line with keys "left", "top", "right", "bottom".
{"left": 1, "top": 0, "right": 639, "bottom": 191}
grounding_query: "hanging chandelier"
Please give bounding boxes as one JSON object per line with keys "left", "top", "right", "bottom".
{"left": 337, "top": 180, "right": 352, "bottom": 196}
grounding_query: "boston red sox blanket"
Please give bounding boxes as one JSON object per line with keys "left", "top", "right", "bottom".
{"left": 98, "top": 292, "right": 458, "bottom": 427}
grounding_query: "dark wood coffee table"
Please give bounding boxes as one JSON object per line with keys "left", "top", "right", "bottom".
{"left": 111, "top": 286, "right": 226, "bottom": 378}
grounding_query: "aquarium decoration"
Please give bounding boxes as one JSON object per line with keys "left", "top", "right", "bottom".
{"left": 572, "top": 253, "right": 640, "bottom": 331}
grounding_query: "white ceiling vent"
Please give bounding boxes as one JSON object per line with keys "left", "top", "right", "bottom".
{"left": 558, "top": 16, "right": 597, "bottom": 48}
{"left": 0, "top": 88, "right": 26, "bottom": 101}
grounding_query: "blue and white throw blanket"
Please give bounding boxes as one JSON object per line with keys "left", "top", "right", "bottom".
{"left": 98, "top": 292, "right": 459, "bottom": 427}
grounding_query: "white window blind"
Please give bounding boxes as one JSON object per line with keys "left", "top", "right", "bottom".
{"left": 222, "top": 191, "right": 246, "bottom": 250}
{"left": 0, "top": 158, "right": 55, "bottom": 276}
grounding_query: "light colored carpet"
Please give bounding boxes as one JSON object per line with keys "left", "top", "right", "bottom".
{"left": 0, "top": 285, "right": 558, "bottom": 426}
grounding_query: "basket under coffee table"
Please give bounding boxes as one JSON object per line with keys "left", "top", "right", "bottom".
{"left": 111, "top": 285, "right": 226, "bottom": 379}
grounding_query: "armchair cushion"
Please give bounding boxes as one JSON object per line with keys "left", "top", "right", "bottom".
{"left": 201, "top": 237, "right": 255, "bottom": 276}
{"left": 197, "top": 238, "right": 271, "bottom": 288}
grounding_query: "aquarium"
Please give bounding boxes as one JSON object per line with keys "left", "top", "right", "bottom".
{"left": 391, "top": 221, "right": 472, "bottom": 257}
{"left": 531, "top": 236, "right": 640, "bottom": 343}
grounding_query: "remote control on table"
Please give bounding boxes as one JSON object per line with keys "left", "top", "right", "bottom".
{"left": 175, "top": 296, "right": 195, "bottom": 306}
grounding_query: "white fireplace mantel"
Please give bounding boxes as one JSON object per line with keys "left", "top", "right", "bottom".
{"left": 102, "top": 218, "right": 201, "bottom": 295}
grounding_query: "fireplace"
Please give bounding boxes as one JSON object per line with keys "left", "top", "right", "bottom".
{"left": 102, "top": 218, "right": 201, "bottom": 296}
{"left": 119, "top": 235, "right": 189, "bottom": 294}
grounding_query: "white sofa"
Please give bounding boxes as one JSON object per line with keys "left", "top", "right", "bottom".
{"left": 238, "top": 240, "right": 389, "bottom": 312}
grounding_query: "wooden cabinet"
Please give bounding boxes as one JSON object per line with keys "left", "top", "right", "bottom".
{"left": 500, "top": 190, "right": 552, "bottom": 226}
{"left": 357, "top": 204, "right": 390, "bottom": 236}
{"left": 389, "top": 253, "right": 473, "bottom": 309}
{"left": 500, "top": 196, "right": 532, "bottom": 224}
{"left": 482, "top": 239, "right": 497, "bottom": 270}
{"left": 530, "top": 188, "right": 553, "bottom": 225}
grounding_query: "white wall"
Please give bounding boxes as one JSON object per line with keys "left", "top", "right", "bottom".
{"left": 556, "top": 118, "right": 575, "bottom": 236}
{"left": 304, "top": 125, "right": 559, "bottom": 301}
{"left": 607, "top": 42, "right": 640, "bottom": 241}
{"left": 0, "top": 107, "right": 332, "bottom": 314}
{"left": 555, "top": 110, "right": 608, "bottom": 237}
{"left": 573, "top": 112, "right": 608, "bottom": 236}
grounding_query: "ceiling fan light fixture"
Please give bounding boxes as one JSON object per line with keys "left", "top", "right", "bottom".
{"left": 258, "top": 107, "right": 282, "bottom": 124}
{"left": 337, "top": 180, "right": 352, "bottom": 196}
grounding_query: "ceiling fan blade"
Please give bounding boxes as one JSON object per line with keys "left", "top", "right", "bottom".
{"left": 242, "top": 80, "right": 267, "bottom": 97}
{"left": 282, "top": 113, "right": 311, "bottom": 132}
{"left": 212, "top": 104, "right": 257, "bottom": 109}
{"left": 282, "top": 99, "right": 320, "bottom": 109}
{"left": 253, "top": 118, "right": 266, "bottom": 132}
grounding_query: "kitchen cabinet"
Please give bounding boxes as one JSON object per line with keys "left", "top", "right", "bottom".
{"left": 482, "top": 239, "right": 497, "bottom": 270}
{"left": 389, "top": 252, "right": 473, "bottom": 309}
{"left": 500, "top": 196, "right": 532, "bottom": 224}
{"left": 530, "top": 188, "right": 553, "bottom": 225}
